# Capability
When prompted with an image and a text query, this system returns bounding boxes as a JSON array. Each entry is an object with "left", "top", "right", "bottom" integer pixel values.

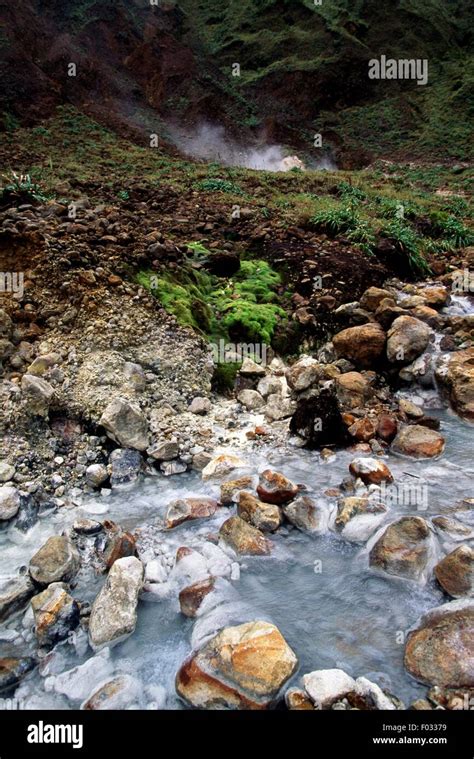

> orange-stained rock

[
  {"left": 165, "top": 497, "right": 218, "bottom": 529},
  {"left": 238, "top": 491, "right": 282, "bottom": 532},
  {"left": 349, "top": 456, "right": 393, "bottom": 485},
  {"left": 333, "top": 323, "right": 386, "bottom": 368},
  {"left": 219, "top": 516, "right": 272, "bottom": 555},
  {"left": 176, "top": 621, "right": 298, "bottom": 709},
  {"left": 257, "top": 469, "right": 298, "bottom": 504},
  {"left": 392, "top": 425, "right": 445, "bottom": 458},
  {"left": 179, "top": 578, "right": 216, "bottom": 617}
]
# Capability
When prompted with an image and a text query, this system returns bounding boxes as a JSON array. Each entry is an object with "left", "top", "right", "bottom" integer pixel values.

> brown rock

[
  {"left": 165, "top": 498, "right": 219, "bottom": 529},
  {"left": 386, "top": 316, "right": 432, "bottom": 364},
  {"left": 333, "top": 323, "right": 386, "bottom": 368},
  {"left": 359, "top": 287, "right": 393, "bottom": 311},
  {"left": 220, "top": 477, "right": 254, "bottom": 505},
  {"left": 335, "top": 372, "right": 372, "bottom": 409},
  {"left": 179, "top": 578, "right": 216, "bottom": 618},
  {"left": 436, "top": 348, "right": 474, "bottom": 421},
  {"left": 176, "top": 620, "right": 298, "bottom": 709},
  {"left": 377, "top": 414, "right": 398, "bottom": 442},
  {"left": 434, "top": 546, "right": 474, "bottom": 598},
  {"left": 348, "top": 417, "right": 377, "bottom": 442},
  {"left": 282, "top": 496, "right": 324, "bottom": 532},
  {"left": 369, "top": 517, "right": 432, "bottom": 581},
  {"left": 219, "top": 516, "right": 272, "bottom": 555},
  {"left": 404, "top": 601, "right": 474, "bottom": 687},
  {"left": 349, "top": 457, "right": 393, "bottom": 485},
  {"left": 392, "top": 425, "right": 445, "bottom": 458},
  {"left": 238, "top": 492, "right": 282, "bottom": 533},
  {"left": 257, "top": 469, "right": 298, "bottom": 504},
  {"left": 29, "top": 536, "right": 80, "bottom": 587}
]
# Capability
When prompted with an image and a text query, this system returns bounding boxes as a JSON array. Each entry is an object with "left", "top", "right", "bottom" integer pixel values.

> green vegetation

[{"left": 137, "top": 253, "right": 287, "bottom": 346}]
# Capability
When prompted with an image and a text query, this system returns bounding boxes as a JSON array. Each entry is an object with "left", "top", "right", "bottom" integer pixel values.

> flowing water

[{"left": 1, "top": 297, "right": 472, "bottom": 710}]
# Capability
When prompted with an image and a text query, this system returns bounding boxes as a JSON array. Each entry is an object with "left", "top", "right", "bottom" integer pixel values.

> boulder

[
  {"left": 220, "top": 476, "right": 255, "bottom": 505},
  {"left": 392, "top": 425, "right": 445, "bottom": 458},
  {"left": 434, "top": 546, "right": 474, "bottom": 598},
  {"left": 31, "top": 583, "right": 80, "bottom": 648},
  {"left": 377, "top": 414, "right": 398, "bottom": 442},
  {"left": 239, "top": 358, "right": 266, "bottom": 376},
  {"left": 29, "top": 536, "right": 80, "bottom": 586},
  {"left": 303, "top": 669, "right": 356, "bottom": 709},
  {"left": 147, "top": 440, "right": 179, "bottom": 461},
  {"left": 165, "top": 497, "right": 219, "bottom": 529},
  {"left": 257, "top": 375, "right": 282, "bottom": 398},
  {"left": 201, "top": 454, "right": 246, "bottom": 480},
  {"left": 348, "top": 417, "right": 377, "bottom": 442},
  {"left": 286, "top": 357, "right": 324, "bottom": 392},
  {"left": 21, "top": 374, "right": 55, "bottom": 416},
  {"left": 283, "top": 496, "right": 325, "bottom": 533},
  {"left": 109, "top": 448, "right": 143, "bottom": 487},
  {"left": 257, "top": 469, "right": 298, "bottom": 504},
  {"left": 359, "top": 287, "right": 394, "bottom": 312},
  {"left": 188, "top": 397, "right": 211, "bottom": 415},
  {"left": 335, "top": 497, "right": 385, "bottom": 531},
  {"left": 179, "top": 578, "right": 216, "bottom": 618},
  {"left": 0, "top": 463, "right": 15, "bottom": 483},
  {"left": 436, "top": 348, "right": 474, "bottom": 421},
  {"left": 238, "top": 491, "right": 282, "bottom": 532},
  {"left": 88, "top": 556, "right": 144, "bottom": 650},
  {"left": 0, "top": 485, "right": 21, "bottom": 521},
  {"left": 99, "top": 521, "right": 137, "bottom": 571},
  {"left": 99, "top": 398, "right": 149, "bottom": 451},
  {"left": 264, "top": 394, "right": 294, "bottom": 421},
  {"left": 0, "top": 576, "right": 35, "bottom": 622},
  {"left": 386, "top": 316, "right": 432, "bottom": 364},
  {"left": 176, "top": 621, "right": 297, "bottom": 709},
  {"left": 237, "top": 389, "right": 265, "bottom": 411},
  {"left": 332, "top": 323, "right": 386, "bottom": 368},
  {"left": 335, "top": 372, "right": 372, "bottom": 409},
  {"left": 82, "top": 674, "right": 141, "bottom": 710},
  {"left": 369, "top": 517, "right": 432, "bottom": 581},
  {"left": 85, "top": 463, "right": 108, "bottom": 489},
  {"left": 349, "top": 457, "right": 393, "bottom": 485},
  {"left": 404, "top": 600, "right": 474, "bottom": 687},
  {"left": 285, "top": 687, "right": 314, "bottom": 710},
  {"left": 0, "top": 656, "right": 36, "bottom": 691},
  {"left": 219, "top": 516, "right": 272, "bottom": 555}
]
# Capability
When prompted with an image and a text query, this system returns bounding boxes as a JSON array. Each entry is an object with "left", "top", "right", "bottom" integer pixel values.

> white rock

[
  {"left": 53, "top": 650, "right": 114, "bottom": 701},
  {"left": 303, "top": 668, "right": 356, "bottom": 708}
]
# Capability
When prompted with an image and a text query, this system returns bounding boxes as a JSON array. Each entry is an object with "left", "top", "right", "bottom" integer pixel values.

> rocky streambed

[{"left": 0, "top": 278, "right": 473, "bottom": 712}]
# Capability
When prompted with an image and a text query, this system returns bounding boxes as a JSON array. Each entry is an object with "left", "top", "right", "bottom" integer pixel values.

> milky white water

[{"left": 0, "top": 297, "right": 472, "bottom": 710}]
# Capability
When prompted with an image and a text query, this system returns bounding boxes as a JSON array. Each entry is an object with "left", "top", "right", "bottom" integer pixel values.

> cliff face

[{"left": 0, "top": 0, "right": 472, "bottom": 162}]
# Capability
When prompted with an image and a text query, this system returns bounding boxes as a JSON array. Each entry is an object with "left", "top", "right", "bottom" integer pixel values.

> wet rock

[
  {"left": 346, "top": 677, "right": 400, "bottom": 710},
  {"left": 335, "top": 371, "right": 372, "bottom": 409},
  {"left": 0, "top": 485, "right": 21, "bottom": 520},
  {"left": 89, "top": 556, "right": 144, "bottom": 651},
  {"left": 29, "top": 536, "right": 80, "bottom": 587},
  {"left": 160, "top": 460, "right": 187, "bottom": 476},
  {"left": 73, "top": 519, "right": 103, "bottom": 536},
  {"left": 237, "top": 388, "right": 265, "bottom": 410},
  {"left": 257, "top": 469, "right": 298, "bottom": 504},
  {"left": 179, "top": 578, "right": 216, "bottom": 618},
  {"left": 286, "top": 687, "right": 314, "bottom": 710},
  {"left": 220, "top": 476, "right": 255, "bottom": 505},
  {"left": 31, "top": 583, "right": 80, "bottom": 648},
  {"left": 82, "top": 674, "right": 141, "bottom": 710},
  {"left": 238, "top": 491, "right": 282, "bottom": 532},
  {"left": 0, "top": 576, "right": 35, "bottom": 622},
  {"left": 219, "top": 516, "right": 272, "bottom": 555},
  {"left": 303, "top": 669, "right": 356, "bottom": 709},
  {"left": 335, "top": 497, "right": 385, "bottom": 531},
  {"left": 239, "top": 358, "right": 266, "bottom": 377},
  {"left": 434, "top": 545, "right": 474, "bottom": 598},
  {"left": 398, "top": 398, "right": 424, "bottom": 419},
  {"left": 188, "top": 397, "right": 211, "bottom": 415},
  {"left": 376, "top": 414, "right": 398, "bottom": 442},
  {"left": 202, "top": 454, "right": 246, "bottom": 480},
  {"left": 85, "top": 463, "right": 108, "bottom": 489},
  {"left": 109, "top": 448, "right": 142, "bottom": 487},
  {"left": 286, "top": 357, "right": 325, "bottom": 392},
  {"left": 369, "top": 517, "right": 432, "bottom": 581},
  {"left": 100, "top": 521, "right": 137, "bottom": 570},
  {"left": 0, "top": 463, "right": 15, "bottom": 483},
  {"left": 392, "top": 425, "right": 445, "bottom": 458},
  {"left": 386, "top": 316, "right": 432, "bottom": 365},
  {"left": 418, "top": 286, "right": 449, "bottom": 309},
  {"left": 432, "top": 516, "right": 474, "bottom": 543},
  {"left": 99, "top": 398, "right": 149, "bottom": 451},
  {"left": 0, "top": 656, "right": 36, "bottom": 692},
  {"left": 348, "top": 417, "right": 377, "bottom": 442},
  {"left": 404, "top": 599, "right": 474, "bottom": 687},
  {"left": 176, "top": 620, "right": 297, "bottom": 709},
  {"left": 283, "top": 496, "right": 325, "bottom": 533},
  {"left": 166, "top": 497, "right": 219, "bottom": 529},
  {"left": 360, "top": 287, "right": 394, "bottom": 311},
  {"left": 148, "top": 440, "right": 179, "bottom": 461},
  {"left": 333, "top": 323, "right": 386, "bottom": 368},
  {"left": 349, "top": 457, "right": 393, "bottom": 485},
  {"left": 436, "top": 348, "right": 474, "bottom": 421}
]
